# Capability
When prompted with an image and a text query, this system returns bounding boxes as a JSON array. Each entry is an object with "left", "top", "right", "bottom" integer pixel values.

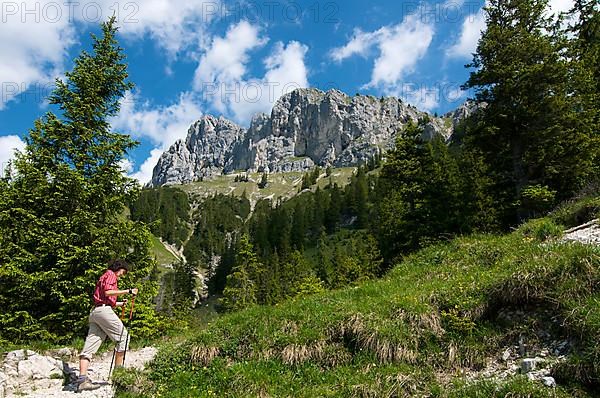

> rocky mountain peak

[{"left": 150, "top": 88, "right": 464, "bottom": 187}]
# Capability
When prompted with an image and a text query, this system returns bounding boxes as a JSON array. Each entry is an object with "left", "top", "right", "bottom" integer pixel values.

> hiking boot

[{"left": 77, "top": 377, "right": 101, "bottom": 392}]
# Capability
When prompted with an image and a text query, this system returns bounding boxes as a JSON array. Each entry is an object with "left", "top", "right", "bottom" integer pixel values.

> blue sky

[{"left": 0, "top": 0, "right": 572, "bottom": 183}]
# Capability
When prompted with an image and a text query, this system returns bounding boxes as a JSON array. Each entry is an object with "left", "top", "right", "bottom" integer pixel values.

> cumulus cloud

[
  {"left": 446, "top": 9, "right": 486, "bottom": 59},
  {"left": 68, "top": 0, "right": 220, "bottom": 58},
  {"left": 193, "top": 20, "right": 268, "bottom": 113},
  {"left": 193, "top": 20, "right": 310, "bottom": 125},
  {"left": 330, "top": 29, "right": 381, "bottom": 62},
  {"left": 330, "top": 15, "right": 434, "bottom": 94},
  {"left": 0, "top": 0, "right": 220, "bottom": 110},
  {"left": 447, "top": 0, "right": 574, "bottom": 60},
  {"left": 547, "top": 0, "right": 574, "bottom": 16},
  {"left": 0, "top": 135, "right": 26, "bottom": 172},
  {"left": 401, "top": 85, "right": 441, "bottom": 112},
  {"left": 0, "top": 0, "right": 76, "bottom": 109},
  {"left": 369, "top": 16, "right": 434, "bottom": 90},
  {"left": 231, "top": 41, "right": 309, "bottom": 123},
  {"left": 128, "top": 148, "right": 165, "bottom": 186},
  {"left": 110, "top": 91, "right": 203, "bottom": 184}
]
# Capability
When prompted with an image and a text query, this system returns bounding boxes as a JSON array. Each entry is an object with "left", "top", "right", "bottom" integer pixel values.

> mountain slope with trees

[{"left": 1, "top": 0, "right": 598, "bottom": 395}]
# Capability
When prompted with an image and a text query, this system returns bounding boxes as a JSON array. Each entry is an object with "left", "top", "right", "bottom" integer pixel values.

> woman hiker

[{"left": 77, "top": 259, "right": 138, "bottom": 392}]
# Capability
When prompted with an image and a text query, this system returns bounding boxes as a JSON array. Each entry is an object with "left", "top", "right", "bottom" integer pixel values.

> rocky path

[
  {"left": 562, "top": 219, "right": 600, "bottom": 244},
  {"left": 1, "top": 347, "right": 157, "bottom": 398}
]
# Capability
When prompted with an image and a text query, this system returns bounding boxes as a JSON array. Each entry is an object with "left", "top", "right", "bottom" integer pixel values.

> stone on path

[{"left": 1, "top": 347, "right": 157, "bottom": 398}]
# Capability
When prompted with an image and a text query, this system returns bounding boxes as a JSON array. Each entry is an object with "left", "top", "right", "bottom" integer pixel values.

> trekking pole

[
  {"left": 108, "top": 300, "right": 128, "bottom": 378},
  {"left": 122, "top": 294, "right": 136, "bottom": 366}
]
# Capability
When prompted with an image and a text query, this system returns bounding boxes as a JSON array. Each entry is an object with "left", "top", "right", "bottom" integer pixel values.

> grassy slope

[
  {"left": 121, "top": 205, "right": 180, "bottom": 267},
  {"left": 150, "top": 234, "right": 180, "bottom": 266},
  {"left": 176, "top": 167, "right": 358, "bottom": 208},
  {"left": 116, "top": 218, "right": 600, "bottom": 397}
]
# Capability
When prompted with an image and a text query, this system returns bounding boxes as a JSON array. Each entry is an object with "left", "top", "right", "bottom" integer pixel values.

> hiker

[{"left": 77, "top": 259, "right": 138, "bottom": 392}]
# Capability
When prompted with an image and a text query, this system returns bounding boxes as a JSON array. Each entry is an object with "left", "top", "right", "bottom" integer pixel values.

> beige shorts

[{"left": 80, "top": 306, "right": 129, "bottom": 360}]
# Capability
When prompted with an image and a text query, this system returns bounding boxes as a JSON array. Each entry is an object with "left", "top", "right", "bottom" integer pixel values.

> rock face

[
  {"left": 151, "top": 115, "right": 245, "bottom": 186},
  {"left": 150, "top": 88, "right": 457, "bottom": 187}
]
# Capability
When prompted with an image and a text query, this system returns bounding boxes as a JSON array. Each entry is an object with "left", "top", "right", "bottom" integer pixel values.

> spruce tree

[
  {"left": 291, "top": 201, "right": 307, "bottom": 250},
  {"left": 0, "top": 17, "right": 158, "bottom": 343},
  {"left": 463, "top": 0, "right": 596, "bottom": 222},
  {"left": 220, "top": 235, "right": 261, "bottom": 311},
  {"left": 325, "top": 185, "right": 342, "bottom": 232},
  {"left": 352, "top": 167, "right": 369, "bottom": 228},
  {"left": 568, "top": 0, "right": 600, "bottom": 178},
  {"left": 376, "top": 122, "right": 465, "bottom": 257},
  {"left": 258, "top": 172, "right": 268, "bottom": 189}
]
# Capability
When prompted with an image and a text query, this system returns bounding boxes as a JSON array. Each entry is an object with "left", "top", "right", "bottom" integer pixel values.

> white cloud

[
  {"left": 447, "top": 0, "right": 574, "bottom": 60},
  {"left": 193, "top": 20, "right": 267, "bottom": 102},
  {"left": 330, "top": 15, "right": 434, "bottom": 93},
  {"left": 330, "top": 29, "right": 381, "bottom": 62},
  {"left": 231, "top": 41, "right": 309, "bottom": 123},
  {"left": 401, "top": 85, "right": 441, "bottom": 112},
  {"left": 0, "top": 1, "right": 76, "bottom": 109},
  {"left": 547, "top": 0, "right": 574, "bottom": 16},
  {"left": 110, "top": 91, "right": 203, "bottom": 184},
  {"left": 446, "top": 9, "right": 486, "bottom": 59},
  {"left": 68, "top": 0, "right": 219, "bottom": 58},
  {"left": 128, "top": 148, "right": 164, "bottom": 186},
  {"left": 0, "top": 0, "right": 219, "bottom": 110},
  {"left": 0, "top": 135, "right": 26, "bottom": 171},
  {"left": 119, "top": 158, "right": 134, "bottom": 174},
  {"left": 112, "top": 91, "right": 202, "bottom": 147},
  {"left": 369, "top": 16, "right": 434, "bottom": 89},
  {"left": 193, "top": 21, "right": 310, "bottom": 125}
]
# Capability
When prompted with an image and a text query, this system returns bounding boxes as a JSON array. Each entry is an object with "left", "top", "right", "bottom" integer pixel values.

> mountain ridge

[{"left": 150, "top": 88, "right": 470, "bottom": 187}]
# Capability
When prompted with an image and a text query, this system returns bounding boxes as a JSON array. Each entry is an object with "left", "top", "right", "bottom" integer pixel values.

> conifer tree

[
  {"left": 315, "top": 232, "right": 334, "bottom": 286},
  {"left": 220, "top": 235, "right": 261, "bottom": 311},
  {"left": 258, "top": 172, "right": 268, "bottom": 189},
  {"left": 376, "top": 122, "right": 465, "bottom": 257},
  {"left": 291, "top": 201, "right": 307, "bottom": 250},
  {"left": 464, "top": 0, "right": 596, "bottom": 221},
  {"left": 568, "top": 0, "right": 600, "bottom": 177},
  {"left": 312, "top": 187, "right": 327, "bottom": 236},
  {"left": 325, "top": 185, "right": 342, "bottom": 232},
  {"left": 0, "top": 17, "right": 158, "bottom": 343},
  {"left": 352, "top": 167, "right": 369, "bottom": 228}
]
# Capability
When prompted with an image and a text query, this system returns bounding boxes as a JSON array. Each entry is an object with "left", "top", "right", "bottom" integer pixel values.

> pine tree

[{"left": 0, "top": 17, "right": 158, "bottom": 343}]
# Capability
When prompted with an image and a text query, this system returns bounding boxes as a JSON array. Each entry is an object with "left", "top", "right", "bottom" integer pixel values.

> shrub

[{"left": 518, "top": 218, "right": 564, "bottom": 241}]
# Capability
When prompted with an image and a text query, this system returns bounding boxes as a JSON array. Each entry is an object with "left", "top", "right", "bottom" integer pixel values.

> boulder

[
  {"left": 542, "top": 376, "right": 556, "bottom": 388},
  {"left": 521, "top": 358, "right": 542, "bottom": 373},
  {"left": 1, "top": 350, "right": 66, "bottom": 396},
  {"left": 17, "top": 354, "right": 63, "bottom": 380}
]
